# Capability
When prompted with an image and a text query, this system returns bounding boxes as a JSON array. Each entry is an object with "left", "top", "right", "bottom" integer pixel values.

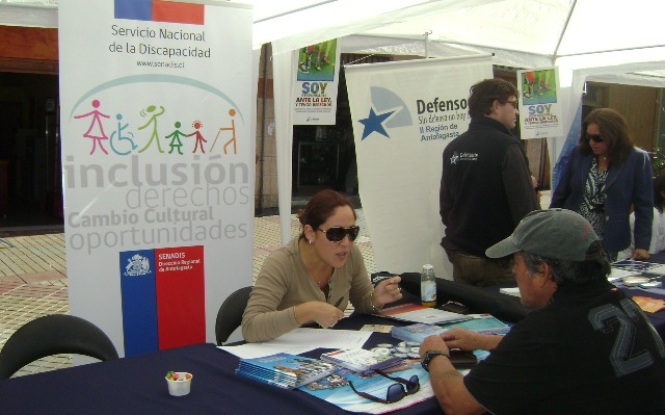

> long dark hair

[
  {"left": 578, "top": 108, "right": 633, "bottom": 164},
  {"left": 297, "top": 189, "right": 355, "bottom": 240}
]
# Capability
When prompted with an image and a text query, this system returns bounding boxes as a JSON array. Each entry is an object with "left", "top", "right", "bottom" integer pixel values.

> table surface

[
  {"left": 2, "top": 277, "right": 663, "bottom": 415},
  {"left": 0, "top": 312, "right": 442, "bottom": 415}
]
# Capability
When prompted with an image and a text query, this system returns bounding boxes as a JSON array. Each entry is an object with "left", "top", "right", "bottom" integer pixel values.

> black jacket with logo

[{"left": 440, "top": 116, "right": 539, "bottom": 257}]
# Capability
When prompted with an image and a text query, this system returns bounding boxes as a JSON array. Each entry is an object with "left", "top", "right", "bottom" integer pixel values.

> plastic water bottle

[{"left": 421, "top": 264, "right": 437, "bottom": 307}]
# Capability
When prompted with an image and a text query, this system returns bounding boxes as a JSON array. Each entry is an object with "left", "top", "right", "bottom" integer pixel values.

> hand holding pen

[
  {"left": 327, "top": 296, "right": 345, "bottom": 328},
  {"left": 372, "top": 276, "right": 403, "bottom": 308},
  {"left": 294, "top": 299, "right": 345, "bottom": 329},
  {"left": 324, "top": 297, "right": 345, "bottom": 328}
]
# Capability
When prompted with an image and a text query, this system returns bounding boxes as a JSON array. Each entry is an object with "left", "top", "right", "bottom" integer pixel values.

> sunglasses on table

[
  {"left": 347, "top": 370, "right": 420, "bottom": 404},
  {"left": 317, "top": 226, "right": 360, "bottom": 242},
  {"left": 586, "top": 134, "right": 604, "bottom": 143}
]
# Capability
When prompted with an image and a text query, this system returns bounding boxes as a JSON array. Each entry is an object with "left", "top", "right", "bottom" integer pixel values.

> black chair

[
  {"left": 0, "top": 314, "right": 119, "bottom": 380},
  {"left": 215, "top": 286, "right": 252, "bottom": 345}
]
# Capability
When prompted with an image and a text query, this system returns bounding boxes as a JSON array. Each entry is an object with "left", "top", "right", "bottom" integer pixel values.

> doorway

[{"left": 0, "top": 72, "right": 62, "bottom": 232}]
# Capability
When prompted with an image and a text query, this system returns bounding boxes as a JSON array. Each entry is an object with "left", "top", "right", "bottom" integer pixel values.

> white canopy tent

[
  {"left": 4, "top": 0, "right": 665, "bottom": 242},
  {"left": 257, "top": 0, "right": 665, "bottom": 242}
]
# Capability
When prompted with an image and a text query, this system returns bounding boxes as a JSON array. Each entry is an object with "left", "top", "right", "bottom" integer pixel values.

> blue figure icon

[{"left": 110, "top": 113, "right": 138, "bottom": 156}]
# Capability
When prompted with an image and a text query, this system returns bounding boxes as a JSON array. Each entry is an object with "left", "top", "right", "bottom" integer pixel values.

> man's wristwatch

[{"left": 421, "top": 350, "right": 449, "bottom": 372}]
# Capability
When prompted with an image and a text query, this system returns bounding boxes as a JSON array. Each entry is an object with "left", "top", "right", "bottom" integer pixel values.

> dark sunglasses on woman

[
  {"left": 586, "top": 134, "right": 603, "bottom": 143},
  {"left": 317, "top": 226, "right": 360, "bottom": 242}
]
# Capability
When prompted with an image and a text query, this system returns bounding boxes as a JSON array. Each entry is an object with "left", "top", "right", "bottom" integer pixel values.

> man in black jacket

[{"left": 440, "top": 78, "right": 539, "bottom": 286}]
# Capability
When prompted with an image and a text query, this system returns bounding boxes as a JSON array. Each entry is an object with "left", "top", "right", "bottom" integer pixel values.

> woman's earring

[{"left": 308, "top": 239, "right": 312, "bottom": 244}]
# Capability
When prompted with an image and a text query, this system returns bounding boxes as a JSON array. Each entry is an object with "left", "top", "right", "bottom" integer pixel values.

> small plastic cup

[{"left": 165, "top": 371, "right": 193, "bottom": 397}]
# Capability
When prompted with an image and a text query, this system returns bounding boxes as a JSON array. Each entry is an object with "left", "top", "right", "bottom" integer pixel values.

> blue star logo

[{"left": 359, "top": 108, "right": 395, "bottom": 140}]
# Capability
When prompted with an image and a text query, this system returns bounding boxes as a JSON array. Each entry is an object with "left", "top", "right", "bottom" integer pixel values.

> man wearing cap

[{"left": 420, "top": 209, "right": 665, "bottom": 415}]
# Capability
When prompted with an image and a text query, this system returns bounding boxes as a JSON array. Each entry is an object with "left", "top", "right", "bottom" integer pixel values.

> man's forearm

[
  {"left": 428, "top": 355, "right": 486, "bottom": 415},
  {"left": 477, "top": 333, "right": 503, "bottom": 351}
]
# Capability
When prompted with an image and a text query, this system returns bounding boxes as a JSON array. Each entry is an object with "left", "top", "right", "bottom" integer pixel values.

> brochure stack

[{"left": 236, "top": 353, "right": 336, "bottom": 389}]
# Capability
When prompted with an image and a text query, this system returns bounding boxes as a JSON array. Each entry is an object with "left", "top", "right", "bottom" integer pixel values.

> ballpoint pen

[{"left": 334, "top": 297, "right": 344, "bottom": 308}]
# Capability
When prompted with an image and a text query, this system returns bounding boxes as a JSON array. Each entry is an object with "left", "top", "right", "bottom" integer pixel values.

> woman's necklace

[
  {"left": 311, "top": 267, "right": 332, "bottom": 288},
  {"left": 300, "top": 239, "right": 332, "bottom": 288},
  {"left": 598, "top": 155, "right": 609, "bottom": 171}
]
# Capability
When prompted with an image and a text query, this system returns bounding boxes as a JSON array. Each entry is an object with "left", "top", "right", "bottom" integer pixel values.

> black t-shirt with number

[{"left": 464, "top": 280, "right": 665, "bottom": 415}]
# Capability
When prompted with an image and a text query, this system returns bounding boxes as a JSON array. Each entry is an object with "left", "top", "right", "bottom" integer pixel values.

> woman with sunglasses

[
  {"left": 550, "top": 107, "right": 653, "bottom": 261},
  {"left": 242, "top": 189, "right": 403, "bottom": 342}
]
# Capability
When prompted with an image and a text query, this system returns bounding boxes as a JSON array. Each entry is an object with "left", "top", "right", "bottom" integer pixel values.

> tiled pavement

[
  {"left": 0, "top": 233, "right": 69, "bottom": 376},
  {"left": 0, "top": 211, "right": 376, "bottom": 378}
]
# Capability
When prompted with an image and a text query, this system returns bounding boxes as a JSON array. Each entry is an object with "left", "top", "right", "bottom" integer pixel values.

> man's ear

[
  {"left": 489, "top": 99, "right": 500, "bottom": 114},
  {"left": 538, "top": 261, "right": 556, "bottom": 287}
]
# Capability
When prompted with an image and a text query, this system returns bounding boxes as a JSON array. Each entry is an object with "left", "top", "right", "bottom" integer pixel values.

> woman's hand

[
  {"left": 295, "top": 301, "right": 344, "bottom": 328},
  {"left": 372, "top": 276, "right": 402, "bottom": 307}
]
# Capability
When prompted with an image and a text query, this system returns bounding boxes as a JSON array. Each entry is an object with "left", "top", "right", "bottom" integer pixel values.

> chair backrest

[
  {"left": 215, "top": 286, "right": 252, "bottom": 345},
  {"left": 0, "top": 314, "right": 119, "bottom": 380}
]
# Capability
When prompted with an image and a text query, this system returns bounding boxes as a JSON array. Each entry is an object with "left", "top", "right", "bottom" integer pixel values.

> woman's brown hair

[
  {"left": 578, "top": 108, "right": 634, "bottom": 164},
  {"left": 297, "top": 189, "right": 356, "bottom": 240}
]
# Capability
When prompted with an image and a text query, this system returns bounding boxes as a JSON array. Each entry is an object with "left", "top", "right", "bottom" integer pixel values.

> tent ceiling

[
  {"left": 362, "top": 0, "right": 571, "bottom": 58},
  {"left": 3, "top": 0, "right": 665, "bottom": 83},
  {"left": 362, "top": 0, "right": 665, "bottom": 59}
]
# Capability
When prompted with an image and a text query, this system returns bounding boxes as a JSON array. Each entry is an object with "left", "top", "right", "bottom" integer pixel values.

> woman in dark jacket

[{"left": 550, "top": 108, "right": 653, "bottom": 261}]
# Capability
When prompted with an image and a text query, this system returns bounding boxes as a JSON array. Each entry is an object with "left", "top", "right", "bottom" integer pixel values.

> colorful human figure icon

[
  {"left": 74, "top": 99, "right": 110, "bottom": 155},
  {"left": 211, "top": 109, "right": 238, "bottom": 154},
  {"left": 110, "top": 113, "right": 138, "bottom": 156},
  {"left": 187, "top": 120, "right": 207, "bottom": 154},
  {"left": 165, "top": 121, "right": 186, "bottom": 155},
  {"left": 138, "top": 105, "right": 165, "bottom": 154}
]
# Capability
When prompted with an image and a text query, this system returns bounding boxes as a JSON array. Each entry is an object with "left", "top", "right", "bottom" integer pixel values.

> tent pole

[
  {"left": 256, "top": 43, "right": 269, "bottom": 214},
  {"left": 552, "top": 0, "right": 577, "bottom": 60},
  {"left": 424, "top": 31, "right": 432, "bottom": 58}
]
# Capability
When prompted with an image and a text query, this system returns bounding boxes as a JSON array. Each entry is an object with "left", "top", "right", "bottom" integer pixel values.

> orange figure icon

[{"left": 211, "top": 109, "right": 238, "bottom": 155}]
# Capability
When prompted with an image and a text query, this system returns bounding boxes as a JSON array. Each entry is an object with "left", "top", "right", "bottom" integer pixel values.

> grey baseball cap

[{"left": 486, "top": 209, "right": 601, "bottom": 261}]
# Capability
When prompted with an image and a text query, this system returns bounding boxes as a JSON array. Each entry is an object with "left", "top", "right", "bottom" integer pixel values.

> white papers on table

[
  {"left": 218, "top": 328, "right": 372, "bottom": 359},
  {"left": 609, "top": 260, "right": 665, "bottom": 283},
  {"left": 377, "top": 303, "right": 472, "bottom": 324}
]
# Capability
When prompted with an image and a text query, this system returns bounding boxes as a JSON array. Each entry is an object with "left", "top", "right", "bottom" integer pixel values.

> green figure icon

[
  {"left": 138, "top": 105, "right": 165, "bottom": 154},
  {"left": 165, "top": 121, "right": 186, "bottom": 155}
]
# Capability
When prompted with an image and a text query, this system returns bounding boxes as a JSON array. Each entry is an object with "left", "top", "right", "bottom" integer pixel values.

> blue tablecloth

[{"left": 0, "top": 317, "right": 441, "bottom": 415}]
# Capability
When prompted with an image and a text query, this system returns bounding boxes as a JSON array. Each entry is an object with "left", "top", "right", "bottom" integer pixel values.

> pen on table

[{"left": 334, "top": 297, "right": 344, "bottom": 307}]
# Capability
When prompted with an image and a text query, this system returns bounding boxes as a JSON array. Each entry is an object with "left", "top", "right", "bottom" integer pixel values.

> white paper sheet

[{"left": 218, "top": 328, "right": 372, "bottom": 359}]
